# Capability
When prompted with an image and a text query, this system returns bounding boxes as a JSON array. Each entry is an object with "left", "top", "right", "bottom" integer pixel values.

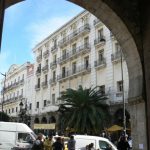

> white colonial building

[
  {"left": 0, "top": 10, "right": 129, "bottom": 130},
  {"left": 32, "top": 10, "right": 129, "bottom": 126},
  {"left": 0, "top": 62, "right": 34, "bottom": 123}
]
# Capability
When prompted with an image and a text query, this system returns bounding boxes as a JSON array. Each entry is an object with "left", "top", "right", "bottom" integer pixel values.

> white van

[
  {"left": 0, "top": 122, "right": 36, "bottom": 150},
  {"left": 73, "top": 135, "right": 118, "bottom": 150}
]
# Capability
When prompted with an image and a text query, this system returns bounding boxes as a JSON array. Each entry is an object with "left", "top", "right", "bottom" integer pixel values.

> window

[
  {"left": 98, "top": 50, "right": 104, "bottom": 61},
  {"left": 6, "top": 109, "right": 7, "bottom": 114},
  {"left": 53, "top": 55, "right": 57, "bottom": 63},
  {"left": 46, "top": 59, "right": 48, "bottom": 65},
  {"left": 36, "top": 102, "right": 39, "bottom": 108},
  {"left": 44, "top": 100, "right": 47, "bottom": 107},
  {"left": 99, "top": 140, "right": 113, "bottom": 150},
  {"left": 98, "top": 28, "right": 104, "bottom": 39},
  {"left": 62, "top": 67, "right": 66, "bottom": 78},
  {"left": 17, "top": 133, "right": 34, "bottom": 143},
  {"left": 54, "top": 39, "right": 57, "bottom": 47},
  {"left": 53, "top": 71, "right": 56, "bottom": 80},
  {"left": 29, "top": 103, "right": 32, "bottom": 110},
  {"left": 22, "top": 74, "right": 24, "bottom": 80},
  {"left": 84, "top": 56, "right": 89, "bottom": 69},
  {"left": 12, "top": 108, "right": 14, "bottom": 113},
  {"left": 115, "top": 42, "right": 121, "bottom": 52},
  {"left": 62, "top": 49, "right": 67, "bottom": 59},
  {"left": 18, "top": 76, "right": 20, "bottom": 82},
  {"left": 16, "top": 107, "right": 18, "bottom": 112},
  {"left": 21, "top": 89, "right": 23, "bottom": 96},
  {"left": 72, "top": 62, "right": 76, "bottom": 74},
  {"left": 17, "top": 91, "right": 19, "bottom": 97},
  {"left": 37, "top": 78, "right": 40, "bottom": 88},
  {"left": 117, "top": 81, "right": 123, "bottom": 92},
  {"left": 99, "top": 85, "right": 105, "bottom": 94},
  {"left": 9, "top": 109, "right": 10, "bottom": 114},
  {"left": 72, "top": 43, "right": 76, "bottom": 54},
  {"left": 52, "top": 94, "right": 55, "bottom": 105},
  {"left": 84, "top": 36, "right": 89, "bottom": 47},
  {"left": 45, "top": 74, "right": 48, "bottom": 83}
]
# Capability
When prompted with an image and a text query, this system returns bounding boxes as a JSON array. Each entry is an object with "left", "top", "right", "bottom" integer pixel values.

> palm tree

[
  {"left": 58, "top": 85, "right": 110, "bottom": 134},
  {"left": 0, "top": 111, "right": 10, "bottom": 121}
]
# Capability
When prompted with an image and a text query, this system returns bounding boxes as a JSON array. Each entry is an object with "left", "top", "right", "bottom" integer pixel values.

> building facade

[
  {"left": 0, "top": 62, "right": 34, "bottom": 123},
  {"left": 0, "top": 10, "right": 129, "bottom": 131},
  {"left": 32, "top": 10, "right": 129, "bottom": 128}
]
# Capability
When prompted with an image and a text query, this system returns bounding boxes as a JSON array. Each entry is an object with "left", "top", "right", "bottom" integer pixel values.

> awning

[
  {"left": 34, "top": 123, "right": 55, "bottom": 130},
  {"left": 106, "top": 125, "right": 123, "bottom": 132}
]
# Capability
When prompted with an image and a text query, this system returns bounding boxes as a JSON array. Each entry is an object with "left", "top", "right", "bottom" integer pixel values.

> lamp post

[{"left": 0, "top": 72, "right": 6, "bottom": 113}]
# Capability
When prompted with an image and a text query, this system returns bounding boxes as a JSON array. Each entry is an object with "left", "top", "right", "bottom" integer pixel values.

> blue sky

[{"left": 0, "top": 0, "right": 83, "bottom": 75}]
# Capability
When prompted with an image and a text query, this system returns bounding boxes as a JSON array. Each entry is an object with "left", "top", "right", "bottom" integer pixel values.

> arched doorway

[
  {"left": 41, "top": 117, "right": 47, "bottom": 124},
  {"left": 34, "top": 117, "right": 39, "bottom": 123},
  {"left": 3, "top": 0, "right": 148, "bottom": 149}
]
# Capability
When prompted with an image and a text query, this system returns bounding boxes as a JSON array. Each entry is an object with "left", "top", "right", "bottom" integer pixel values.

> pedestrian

[
  {"left": 52, "top": 137, "right": 64, "bottom": 150},
  {"left": 44, "top": 135, "right": 53, "bottom": 150},
  {"left": 117, "top": 136, "right": 130, "bottom": 150},
  {"left": 32, "top": 133, "right": 44, "bottom": 150},
  {"left": 67, "top": 135, "right": 76, "bottom": 150}
]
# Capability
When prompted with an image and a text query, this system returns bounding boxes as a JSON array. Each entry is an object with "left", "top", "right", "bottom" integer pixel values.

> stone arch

[
  {"left": 114, "top": 108, "right": 130, "bottom": 128},
  {"left": 49, "top": 116, "right": 56, "bottom": 123},
  {"left": 34, "top": 117, "right": 39, "bottom": 123},
  {"left": 41, "top": 117, "right": 47, "bottom": 123},
  {"left": 69, "top": 0, "right": 143, "bottom": 101}
]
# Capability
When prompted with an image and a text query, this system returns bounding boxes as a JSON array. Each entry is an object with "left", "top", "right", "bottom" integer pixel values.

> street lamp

[{"left": 0, "top": 72, "right": 6, "bottom": 113}]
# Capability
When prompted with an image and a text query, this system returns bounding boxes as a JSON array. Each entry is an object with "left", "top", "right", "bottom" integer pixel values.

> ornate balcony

[
  {"left": 57, "top": 64, "right": 91, "bottom": 82},
  {"left": 93, "top": 19, "right": 103, "bottom": 28},
  {"left": 50, "top": 61, "right": 57, "bottom": 69},
  {"left": 42, "top": 81, "right": 48, "bottom": 88},
  {"left": 36, "top": 54, "right": 42, "bottom": 62},
  {"left": 94, "top": 58, "right": 106, "bottom": 69},
  {"left": 35, "top": 84, "right": 40, "bottom": 91},
  {"left": 51, "top": 45, "right": 58, "bottom": 53},
  {"left": 57, "top": 53, "right": 70, "bottom": 64},
  {"left": 49, "top": 78, "right": 57, "bottom": 85},
  {"left": 58, "top": 24, "right": 90, "bottom": 48},
  {"left": 111, "top": 51, "right": 122, "bottom": 63},
  {"left": 43, "top": 50, "right": 49, "bottom": 58},
  {"left": 42, "top": 65, "right": 49, "bottom": 73},
  {"left": 36, "top": 69, "right": 41, "bottom": 76},
  {"left": 94, "top": 36, "right": 106, "bottom": 48}
]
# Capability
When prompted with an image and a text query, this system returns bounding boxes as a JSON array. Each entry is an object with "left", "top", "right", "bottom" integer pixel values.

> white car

[{"left": 73, "top": 135, "right": 118, "bottom": 150}]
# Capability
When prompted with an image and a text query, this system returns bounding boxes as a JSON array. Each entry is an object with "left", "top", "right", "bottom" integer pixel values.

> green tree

[
  {"left": 0, "top": 111, "right": 10, "bottom": 121},
  {"left": 58, "top": 86, "right": 110, "bottom": 134}
]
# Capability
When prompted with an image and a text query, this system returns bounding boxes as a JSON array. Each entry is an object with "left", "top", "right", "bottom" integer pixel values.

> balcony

[
  {"left": 94, "top": 36, "right": 106, "bottom": 48},
  {"left": 93, "top": 19, "right": 103, "bottom": 28},
  {"left": 42, "top": 65, "right": 49, "bottom": 73},
  {"left": 58, "top": 24, "right": 90, "bottom": 48},
  {"left": 50, "top": 61, "right": 57, "bottom": 69},
  {"left": 20, "top": 79, "right": 24, "bottom": 85},
  {"left": 42, "top": 81, "right": 48, "bottom": 88},
  {"left": 51, "top": 45, "right": 58, "bottom": 53},
  {"left": 43, "top": 50, "right": 49, "bottom": 58},
  {"left": 94, "top": 58, "right": 106, "bottom": 69},
  {"left": 36, "top": 54, "right": 42, "bottom": 62},
  {"left": 49, "top": 78, "right": 57, "bottom": 85},
  {"left": 36, "top": 69, "right": 41, "bottom": 76},
  {"left": 69, "top": 44, "right": 91, "bottom": 60},
  {"left": 111, "top": 51, "right": 122, "bottom": 63},
  {"left": 57, "top": 53, "right": 69, "bottom": 64},
  {"left": 57, "top": 64, "right": 91, "bottom": 82},
  {"left": 35, "top": 84, "right": 40, "bottom": 91}
]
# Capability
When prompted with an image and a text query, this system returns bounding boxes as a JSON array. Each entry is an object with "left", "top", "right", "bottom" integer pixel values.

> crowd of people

[
  {"left": 31, "top": 132, "right": 132, "bottom": 150},
  {"left": 31, "top": 134, "right": 75, "bottom": 150}
]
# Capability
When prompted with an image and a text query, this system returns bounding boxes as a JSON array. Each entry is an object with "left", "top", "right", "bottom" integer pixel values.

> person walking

[
  {"left": 32, "top": 133, "right": 44, "bottom": 150},
  {"left": 52, "top": 137, "right": 64, "bottom": 150},
  {"left": 44, "top": 135, "right": 53, "bottom": 150},
  {"left": 117, "top": 136, "right": 130, "bottom": 150},
  {"left": 67, "top": 135, "right": 76, "bottom": 150}
]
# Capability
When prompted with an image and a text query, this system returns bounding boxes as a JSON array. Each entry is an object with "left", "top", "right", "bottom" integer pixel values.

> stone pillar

[{"left": 129, "top": 99, "right": 147, "bottom": 150}]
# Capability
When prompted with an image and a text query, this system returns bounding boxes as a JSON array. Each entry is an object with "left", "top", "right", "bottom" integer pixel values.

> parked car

[
  {"left": 73, "top": 135, "right": 118, "bottom": 150},
  {"left": 0, "top": 122, "right": 36, "bottom": 150}
]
